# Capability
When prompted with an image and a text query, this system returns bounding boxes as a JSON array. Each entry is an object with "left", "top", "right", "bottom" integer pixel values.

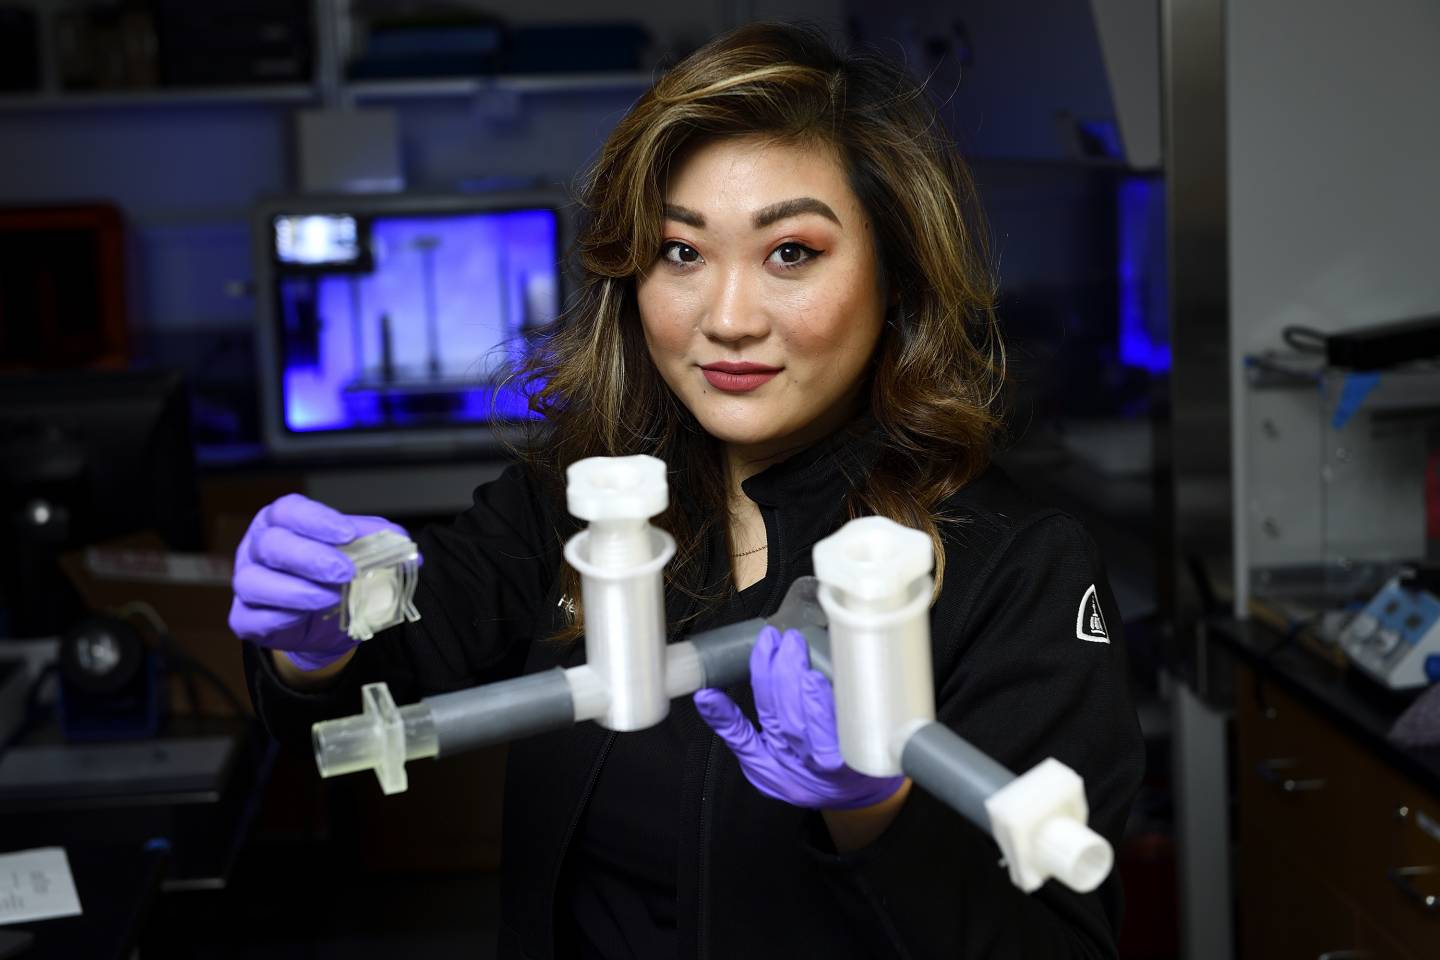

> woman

[{"left": 233, "top": 22, "right": 1143, "bottom": 959}]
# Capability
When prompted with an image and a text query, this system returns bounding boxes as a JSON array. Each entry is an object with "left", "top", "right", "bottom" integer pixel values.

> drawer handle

[
  {"left": 1389, "top": 865, "right": 1440, "bottom": 913},
  {"left": 1257, "top": 758, "right": 1327, "bottom": 792},
  {"left": 1316, "top": 952, "right": 1371, "bottom": 959}
]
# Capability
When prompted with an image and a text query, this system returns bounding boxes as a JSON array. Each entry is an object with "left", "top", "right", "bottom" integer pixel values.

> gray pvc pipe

[
  {"left": 419, "top": 623, "right": 1015, "bottom": 840},
  {"left": 692, "top": 617, "right": 768, "bottom": 687},
  {"left": 427, "top": 668, "right": 575, "bottom": 757},
  {"left": 900, "top": 721, "right": 1016, "bottom": 830},
  {"left": 693, "top": 618, "right": 835, "bottom": 688},
  {"left": 420, "top": 617, "right": 779, "bottom": 758}
]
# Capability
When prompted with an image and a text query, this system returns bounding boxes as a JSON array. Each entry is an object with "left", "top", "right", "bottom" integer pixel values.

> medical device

[
  {"left": 1339, "top": 570, "right": 1440, "bottom": 690},
  {"left": 337, "top": 529, "right": 421, "bottom": 641},
  {"left": 311, "top": 455, "right": 1114, "bottom": 895}
]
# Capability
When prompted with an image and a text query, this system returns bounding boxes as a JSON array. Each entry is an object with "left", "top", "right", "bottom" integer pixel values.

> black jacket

[{"left": 244, "top": 427, "right": 1144, "bottom": 959}]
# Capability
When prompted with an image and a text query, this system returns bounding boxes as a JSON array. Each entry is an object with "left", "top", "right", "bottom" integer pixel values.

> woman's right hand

[{"left": 228, "top": 493, "right": 411, "bottom": 672}]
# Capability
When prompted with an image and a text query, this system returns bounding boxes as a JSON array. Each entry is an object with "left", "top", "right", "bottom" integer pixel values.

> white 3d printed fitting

[
  {"left": 984, "top": 757, "right": 1114, "bottom": 893},
  {"left": 338, "top": 529, "right": 421, "bottom": 641},
  {"left": 562, "top": 455, "right": 676, "bottom": 730},
  {"left": 813, "top": 516, "right": 936, "bottom": 777}
]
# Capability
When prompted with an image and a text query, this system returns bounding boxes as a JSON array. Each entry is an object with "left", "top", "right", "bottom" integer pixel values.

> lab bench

[{"left": 1210, "top": 619, "right": 1440, "bottom": 959}]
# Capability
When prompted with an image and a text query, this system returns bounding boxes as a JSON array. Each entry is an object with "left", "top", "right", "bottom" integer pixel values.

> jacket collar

[{"left": 738, "top": 415, "right": 883, "bottom": 508}]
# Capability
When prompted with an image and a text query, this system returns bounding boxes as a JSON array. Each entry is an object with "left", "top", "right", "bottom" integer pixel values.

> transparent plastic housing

[
  {"left": 1245, "top": 358, "right": 1440, "bottom": 611},
  {"left": 312, "top": 682, "right": 437, "bottom": 795},
  {"left": 338, "top": 530, "right": 422, "bottom": 641}
]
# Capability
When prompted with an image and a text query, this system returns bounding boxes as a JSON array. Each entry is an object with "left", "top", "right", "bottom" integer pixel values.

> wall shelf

[
  {"left": 0, "top": 73, "right": 654, "bottom": 114},
  {"left": 345, "top": 72, "right": 655, "bottom": 102},
  {"left": 0, "top": 84, "right": 318, "bottom": 113}
]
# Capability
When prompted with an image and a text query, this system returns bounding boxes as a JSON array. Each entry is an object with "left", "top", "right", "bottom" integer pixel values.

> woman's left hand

[{"left": 694, "top": 625, "right": 906, "bottom": 810}]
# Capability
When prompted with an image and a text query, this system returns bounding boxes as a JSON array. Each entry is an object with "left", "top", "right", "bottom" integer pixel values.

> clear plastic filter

[
  {"left": 338, "top": 530, "right": 421, "bottom": 641},
  {"left": 313, "top": 682, "right": 438, "bottom": 794}
]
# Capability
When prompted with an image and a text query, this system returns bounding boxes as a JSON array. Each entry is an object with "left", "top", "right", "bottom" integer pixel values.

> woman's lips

[{"left": 700, "top": 363, "right": 780, "bottom": 392}]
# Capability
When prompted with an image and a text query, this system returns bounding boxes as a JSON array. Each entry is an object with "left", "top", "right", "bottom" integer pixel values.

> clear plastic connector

[{"left": 338, "top": 530, "right": 421, "bottom": 641}]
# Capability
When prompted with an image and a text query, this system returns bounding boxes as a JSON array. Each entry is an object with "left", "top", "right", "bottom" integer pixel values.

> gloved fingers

[
  {"left": 800, "top": 669, "right": 846, "bottom": 772},
  {"left": 227, "top": 597, "right": 309, "bottom": 642},
  {"left": 264, "top": 493, "right": 359, "bottom": 545},
  {"left": 783, "top": 628, "right": 813, "bottom": 671},
  {"left": 749, "top": 625, "right": 783, "bottom": 737},
  {"left": 693, "top": 688, "right": 764, "bottom": 762},
  {"left": 250, "top": 526, "right": 356, "bottom": 584},
  {"left": 771, "top": 630, "right": 814, "bottom": 756},
  {"left": 233, "top": 562, "right": 345, "bottom": 613}
]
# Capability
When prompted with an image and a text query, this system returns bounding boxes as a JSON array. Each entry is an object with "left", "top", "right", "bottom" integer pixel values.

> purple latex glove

[
  {"left": 694, "top": 626, "right": 905, "bottom": 810},
  {"left": 228, "top": 493, "right": 413, "bottom": 671}
]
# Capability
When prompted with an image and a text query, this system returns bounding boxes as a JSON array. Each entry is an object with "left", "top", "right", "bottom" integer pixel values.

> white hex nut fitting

[
  {"left": 566, "top": 455, "right": 669, "bottom": 522},
  {"left": 812, "top": 516, "right": 933, "bottom": 604},
  {"left": 984, "top": 758, "right": 1114, "bottom": 894}
]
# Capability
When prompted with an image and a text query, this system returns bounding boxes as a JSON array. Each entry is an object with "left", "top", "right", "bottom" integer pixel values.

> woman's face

[{"left": 636, "top": 135, "right": 887, "bottom": 464}]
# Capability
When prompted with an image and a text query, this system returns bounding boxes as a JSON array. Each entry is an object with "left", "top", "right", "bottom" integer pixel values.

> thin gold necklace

[{"left": 732, "top": 543, "right": 768, "bottom": 558}]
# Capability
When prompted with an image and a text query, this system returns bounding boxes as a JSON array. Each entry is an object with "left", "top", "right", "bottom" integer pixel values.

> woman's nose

[{"left": 698, "top": 267, "right": 770, "bottom": 342}]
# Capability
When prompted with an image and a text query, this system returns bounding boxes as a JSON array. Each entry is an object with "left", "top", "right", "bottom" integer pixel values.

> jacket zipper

[
  {"left": 547, "top": 728, "right": 617, "bottom": 952},
  {"left": 552, "top": 522, "right": 716, "bottom": 956},
  {"left": 697, "top": 503, "right": 781, "bottom": 958},
  {"left": 696, "top": 736, "right": 717, "bottom": 959}
]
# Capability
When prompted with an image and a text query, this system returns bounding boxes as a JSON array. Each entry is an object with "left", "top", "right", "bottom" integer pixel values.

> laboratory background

[{"left": 0, "top": 0, "right": 1437, "bottom": 958}]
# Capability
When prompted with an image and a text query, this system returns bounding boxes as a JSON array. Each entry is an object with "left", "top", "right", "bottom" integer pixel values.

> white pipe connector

[
  {"left": 563, "top": 455, "right": 676, "bottom": 730},
  {"left": 984, "top": 758, "right": 1114, "bottom": 893},
  {"left": 813, "top": 516, "right": 936, "bottom": 777}
]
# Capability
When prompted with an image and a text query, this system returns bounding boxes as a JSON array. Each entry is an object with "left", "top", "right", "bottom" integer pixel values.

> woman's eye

[
  {"left": 767, "top": 242, "right": 820, "bottom": 268},
  {"left": 660, "top": 242, "right": 702, "bottom": 265}
]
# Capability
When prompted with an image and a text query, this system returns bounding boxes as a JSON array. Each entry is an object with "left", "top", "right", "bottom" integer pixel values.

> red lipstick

[{"left": 699, "top": 361, "right": 781, "bottom": 392}]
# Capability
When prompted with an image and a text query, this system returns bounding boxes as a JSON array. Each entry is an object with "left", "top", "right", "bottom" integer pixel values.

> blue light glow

[
  {"left": 1077, "top": 119, "right": 1124, "bottom": 161},
  {"left": 278, "top": 207, "right": 556, "bottom": 432},
  {"left": 1117, "top": 175, "right": 1171, "bottom": 373}
]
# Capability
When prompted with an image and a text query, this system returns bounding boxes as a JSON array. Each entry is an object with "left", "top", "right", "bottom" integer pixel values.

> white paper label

[{"left": 0, "top": 847, "right": 83, "bottom": 925}]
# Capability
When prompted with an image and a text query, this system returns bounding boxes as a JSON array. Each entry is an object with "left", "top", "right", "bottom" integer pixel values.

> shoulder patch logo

[{"left": 1076, "top": 584, "right": 1110, "bottom": 643}]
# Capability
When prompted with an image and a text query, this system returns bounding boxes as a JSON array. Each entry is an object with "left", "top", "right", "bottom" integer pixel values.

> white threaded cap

[
  {"left": 566, "top": 455, "right": 669, "bottom": 522},
  {"left": 812, "top": 516, "right": 933, "bottom": 603}
]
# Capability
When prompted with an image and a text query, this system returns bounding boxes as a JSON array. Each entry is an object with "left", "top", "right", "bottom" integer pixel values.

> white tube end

[
  {"left": 311, "top": 682, "right": 412, "bottom": 795},
  {"left": 566, "top": 455, "right": 669, "bottom": 522},
  {"left": 1035, "top": 816, "right": 1113, "bottom": 894},
  {"left": 812, "top": 516, "right": 932, "bottom": 604},
  {"left": 984, "top": 757, "right": 1114, "bottom": 893}
]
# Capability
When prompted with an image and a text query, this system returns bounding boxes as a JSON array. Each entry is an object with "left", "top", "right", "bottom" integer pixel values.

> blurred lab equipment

[
  {"left": 1339, "top": 569, "right": 1440, "bottom": 690},
  {"left": 0, "top": 370, "right": 201, "bottom": 638},
  {"left": 252, "top": 192, "right": 566, "bottom": 459}
]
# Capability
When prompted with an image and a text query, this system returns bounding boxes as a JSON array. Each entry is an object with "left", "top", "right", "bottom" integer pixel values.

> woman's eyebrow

[
  {"left": 752, "top": 197, "right": 841, "bottom": 229},
  {"left": 663, "top": 203, "right": 706, "bottom": 227}
]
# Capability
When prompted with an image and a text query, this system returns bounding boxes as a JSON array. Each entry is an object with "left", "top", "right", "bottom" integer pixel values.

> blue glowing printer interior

[{"left": 270, "top": 206, "right": 558, "bottom": 435}]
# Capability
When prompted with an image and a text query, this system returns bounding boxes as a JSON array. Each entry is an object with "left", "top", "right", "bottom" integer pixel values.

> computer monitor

[
  {"left": 0, "top": 369, "right": 201, "bottom": 637},
  {"left": 252, "top": 192, "right": 570, "bottom": 459}
]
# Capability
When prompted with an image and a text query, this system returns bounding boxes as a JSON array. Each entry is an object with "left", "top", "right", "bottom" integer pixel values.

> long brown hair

[{"left": 513, "top": 21, "right": 1005, "bottom": 639}]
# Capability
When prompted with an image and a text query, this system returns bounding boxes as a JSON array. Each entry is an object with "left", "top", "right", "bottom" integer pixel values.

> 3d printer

[{"left": 252, "top": 192, "right": 570, "bottom": 459}]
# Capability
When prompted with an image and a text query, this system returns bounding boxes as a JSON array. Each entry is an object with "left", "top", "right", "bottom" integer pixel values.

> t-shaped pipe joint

[
  {"left": 563, "top": 455, "right": 676, "bottom": 730},
  {"left": 813, "top": 516, "right": 936, "bottom": 777}
]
